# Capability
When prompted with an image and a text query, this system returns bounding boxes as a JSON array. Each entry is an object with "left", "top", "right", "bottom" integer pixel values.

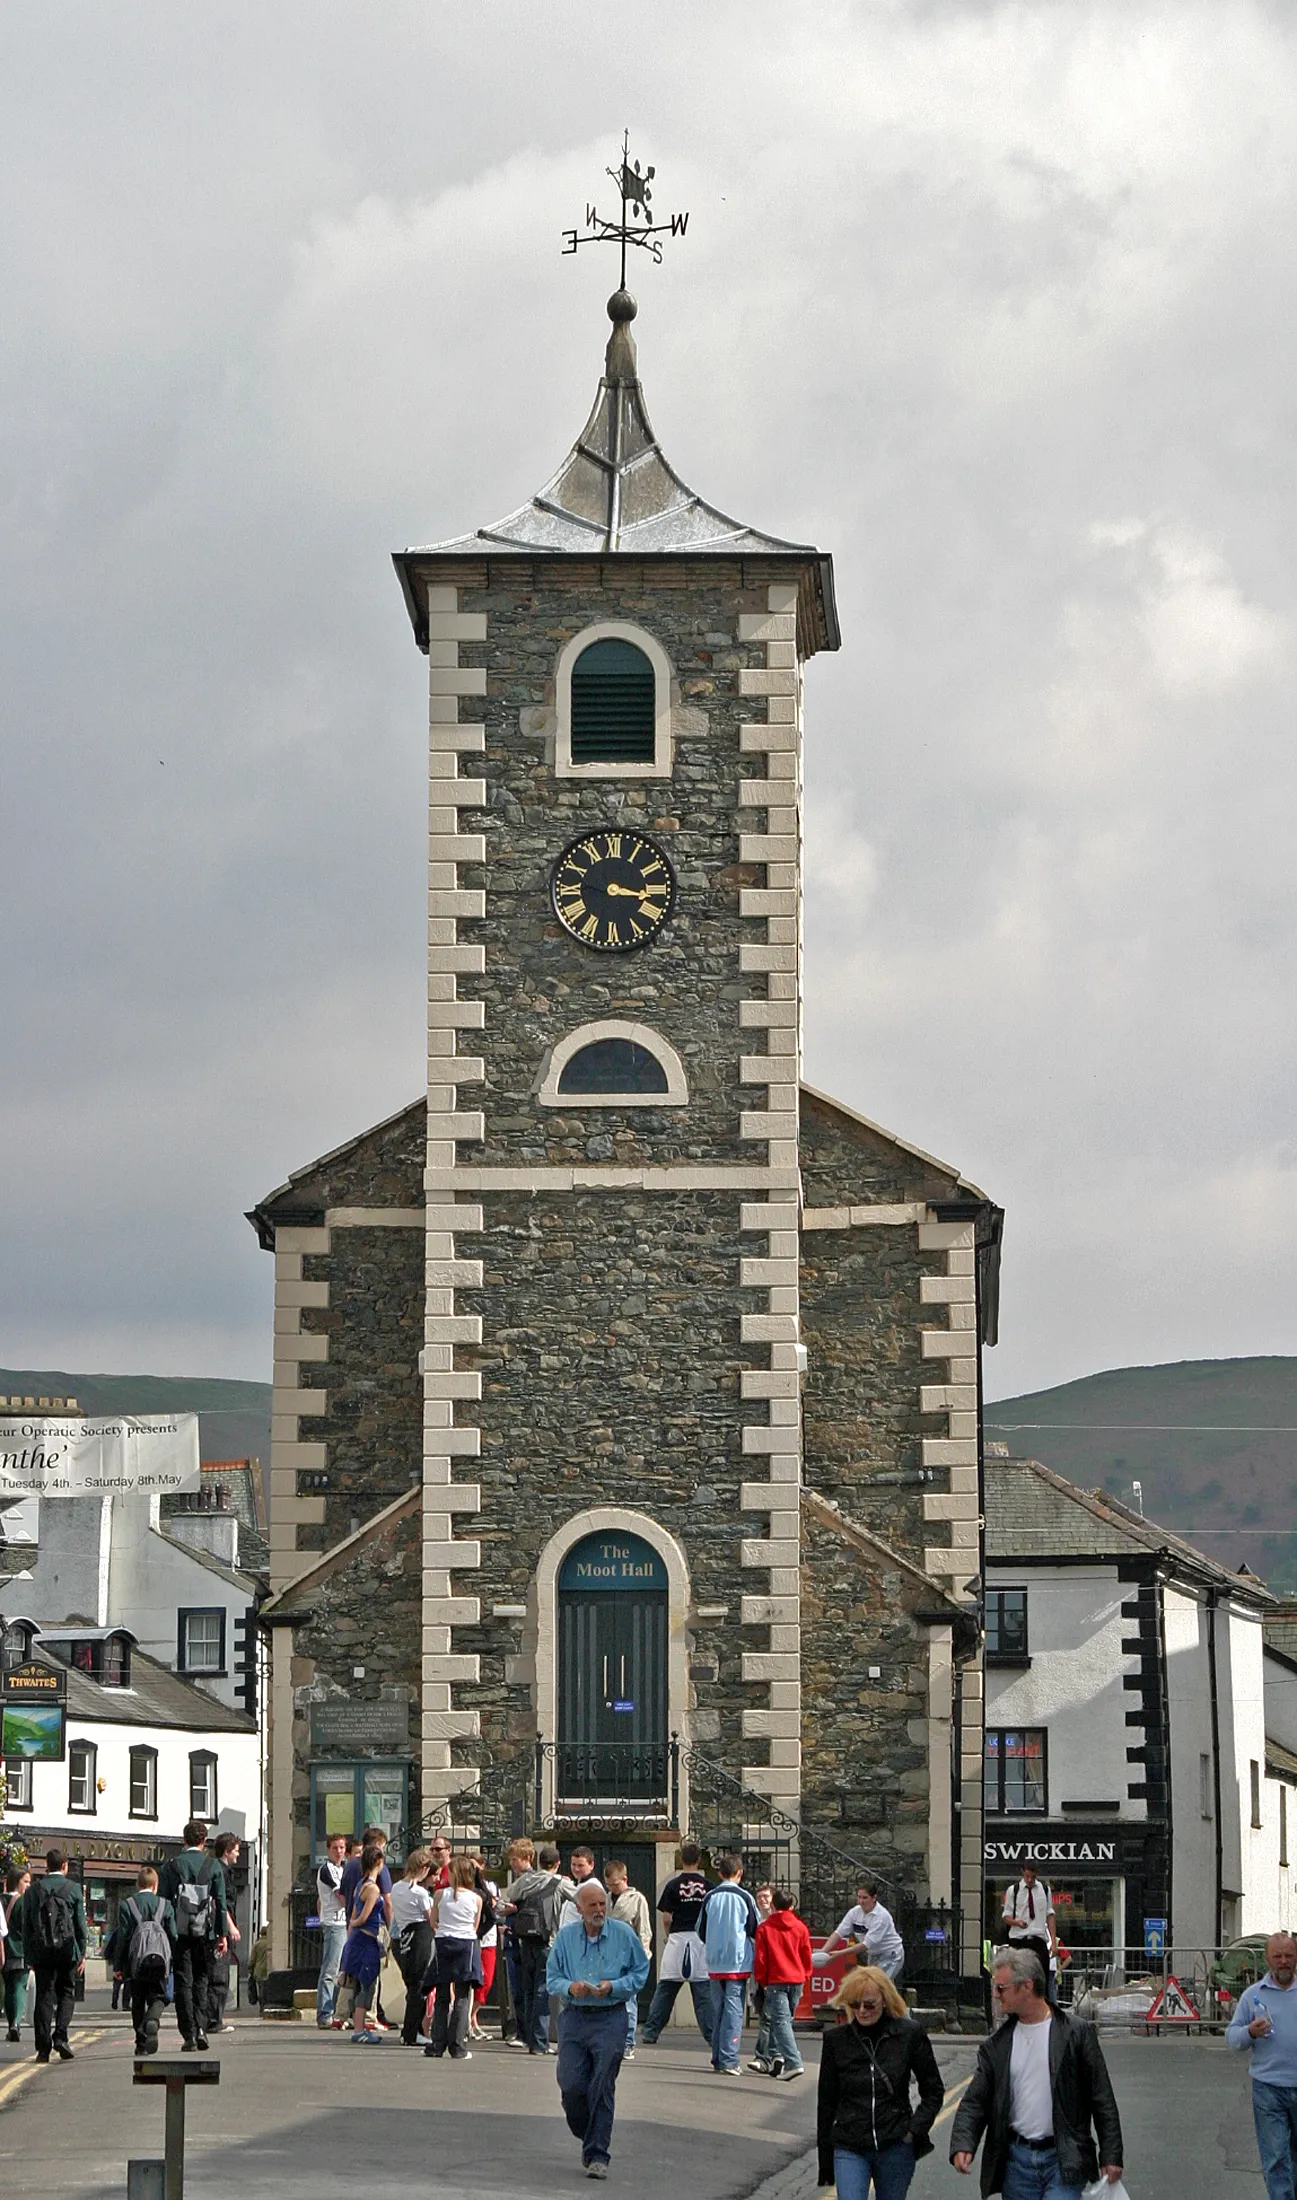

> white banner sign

[{"left": 0, "top": 1415, "right": 201, "bottom": 1499}]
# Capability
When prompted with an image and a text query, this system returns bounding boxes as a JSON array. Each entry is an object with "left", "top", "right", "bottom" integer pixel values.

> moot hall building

[{"left": 251, "top": 267, "right": 1003, "bottom": 1988}]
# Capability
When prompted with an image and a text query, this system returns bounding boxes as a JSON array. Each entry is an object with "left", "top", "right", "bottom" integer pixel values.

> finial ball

[{"left": 607, "top": 289, "right": 638, "bottom": 325}]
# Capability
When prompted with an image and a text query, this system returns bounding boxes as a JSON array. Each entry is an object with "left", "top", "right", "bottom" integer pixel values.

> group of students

[{"left": 315, "top": 1825, "right": 504, "bottom": 2055}]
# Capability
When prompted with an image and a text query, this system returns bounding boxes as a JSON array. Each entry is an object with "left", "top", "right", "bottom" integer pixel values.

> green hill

[
  {"left": 0, "top": 1368, "right": 270, "bottom": 1478},
  {"left": 987, "top": 1357, "right": 1297, "bottom": 1591}
]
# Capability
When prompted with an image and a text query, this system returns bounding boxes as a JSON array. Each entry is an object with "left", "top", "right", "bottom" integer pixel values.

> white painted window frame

[
  {"left": 554, "top": 620, "right": 674, "bottom": 780},
  {"left": 534, "top": 1020, "right": 689, "bottom": 1108}
]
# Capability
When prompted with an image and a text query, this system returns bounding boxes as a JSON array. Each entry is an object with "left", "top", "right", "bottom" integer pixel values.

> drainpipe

[{"left": 1206, "top": 1590, "right": 1224, "bottom": 1947}]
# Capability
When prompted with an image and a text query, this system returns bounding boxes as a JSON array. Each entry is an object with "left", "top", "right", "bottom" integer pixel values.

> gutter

[{"left": 1207, "top": 1590, "right": 1224, "bottom": 1947}]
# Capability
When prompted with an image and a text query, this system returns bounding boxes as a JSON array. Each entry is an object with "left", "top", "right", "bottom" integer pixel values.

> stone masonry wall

[{"left": 455, "top": 565, "right": 778, "bottom": 1167}]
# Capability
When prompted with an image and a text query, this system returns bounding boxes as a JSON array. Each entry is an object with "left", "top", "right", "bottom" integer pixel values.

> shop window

[
  {"left": 985, "top": 1589, "right": 1029, "bottom": 1663},
  {"left": 129, "top": 1745, "right": 158, "bottom": 1820},
  {"left": 309, "top": 1762, "right": 409, "bottom": 1863},
  {"left": 4, "top": 1759, "right": 32, "bottom": 1811},
  {"left": 189, "top": 1750, "right": 218, "bottom": 1821},
  {"left": 178, "top": 1608, "right": 226, "bottom": 1676},
  {"left": 68, "top": 1739, "right": 97, "bottom": 1815},
  {"left": 985, "top": 1727, "right": 1047, "bottom": 1815}
]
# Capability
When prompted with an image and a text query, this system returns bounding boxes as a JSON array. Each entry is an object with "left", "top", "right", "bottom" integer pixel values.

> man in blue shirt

[
  {"left": 547, "top": 1881, "right": 650, "bottom": 2179},
  {"left": 1227, "top": 1932, "right": 1297, "bottom": 2199}
]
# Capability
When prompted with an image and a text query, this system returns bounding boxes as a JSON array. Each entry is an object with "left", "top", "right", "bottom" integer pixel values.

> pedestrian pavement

[{"left": 0, "top": 2010, "right": 1270, "bottom": 2198}]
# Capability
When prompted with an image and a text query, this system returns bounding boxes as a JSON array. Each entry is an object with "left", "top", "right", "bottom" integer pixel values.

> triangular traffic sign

[{"left": 1146, "top": 1974, "right": 1200, "bottom": 2021}]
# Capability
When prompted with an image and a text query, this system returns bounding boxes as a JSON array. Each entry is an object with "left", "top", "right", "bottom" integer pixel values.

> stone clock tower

[
  {"left": 254, "top": 275, "right": 1000, "bottom": 1995},
  {"left": 392, "top": 284, "right": 838, "bottom": 1832}
]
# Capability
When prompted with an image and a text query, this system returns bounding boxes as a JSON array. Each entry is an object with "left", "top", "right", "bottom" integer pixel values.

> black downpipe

[{"left": 1206, "top": 1591, "right": 1224, "bottom": 1948}]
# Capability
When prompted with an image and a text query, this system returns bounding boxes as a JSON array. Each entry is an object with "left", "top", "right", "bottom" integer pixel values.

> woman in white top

[
  {"left": 425, "top": 1857, "right": 483, "bottom": 2060},
  {"left": 389, "top": 1848, "right": 437, "bottom": 2045}
]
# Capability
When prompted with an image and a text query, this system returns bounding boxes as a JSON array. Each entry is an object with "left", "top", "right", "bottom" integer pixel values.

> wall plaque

[{"left": 310, "top": 1701, "right": 409, "bottom": 1753}]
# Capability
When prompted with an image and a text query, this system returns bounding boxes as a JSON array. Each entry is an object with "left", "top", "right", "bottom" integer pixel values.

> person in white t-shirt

[
  {"left": 950, "top": 1945, "right": 1124, "bottom": 2190},
  {"left": 389, "top": 1849, "right": 437, "bottom": 2044},
  {"left": 816, "top": 1880, "right": 905, "bottom": 1982},
  {"left": 314, "top": 1834, "right": 348, "bottom": 2028}
]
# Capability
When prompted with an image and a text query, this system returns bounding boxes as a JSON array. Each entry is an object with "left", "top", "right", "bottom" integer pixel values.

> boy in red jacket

[{"left": 750, "top": 1890, "right": 813, "bottom": 2079}]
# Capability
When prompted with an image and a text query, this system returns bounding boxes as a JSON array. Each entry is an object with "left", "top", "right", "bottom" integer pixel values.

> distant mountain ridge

[
  {"left": 987, "top": 1356, "right": 1297, "bottom": 1591},
  {"left": 0, "top": 1368, "right": 271, "bottom": 1484}
]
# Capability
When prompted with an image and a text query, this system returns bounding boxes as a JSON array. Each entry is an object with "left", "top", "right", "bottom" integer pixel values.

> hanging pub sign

[{"left": 2, "top": 1660, "right": 67, "bottom": 1702}]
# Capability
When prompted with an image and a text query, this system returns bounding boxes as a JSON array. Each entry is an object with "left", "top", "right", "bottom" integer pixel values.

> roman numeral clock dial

[{"left": 550, "top": 829, "right": 677, "bottom": 953}]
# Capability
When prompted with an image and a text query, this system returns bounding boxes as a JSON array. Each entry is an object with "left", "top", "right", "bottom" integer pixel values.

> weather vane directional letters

[{"left": 562, "top": 130, "right": 689, "bottom": 287}]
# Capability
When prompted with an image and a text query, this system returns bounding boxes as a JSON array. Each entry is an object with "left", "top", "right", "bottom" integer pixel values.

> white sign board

[{"left": 0, "top": 1416, "right": 201, "bottom": 1498}]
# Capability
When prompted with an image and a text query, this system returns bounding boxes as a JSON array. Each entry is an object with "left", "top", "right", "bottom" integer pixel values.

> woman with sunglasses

[{"left": 816, "top": 1964, "right": 945, "bottom": 2200}]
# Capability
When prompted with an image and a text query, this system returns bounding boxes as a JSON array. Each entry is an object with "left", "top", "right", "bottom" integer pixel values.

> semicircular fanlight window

[{"left": 557, "top": 1037, "right": 670, "bottom": 1095}]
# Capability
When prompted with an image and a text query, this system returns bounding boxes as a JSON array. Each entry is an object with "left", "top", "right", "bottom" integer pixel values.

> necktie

[{"left": 1027, "top": 1887, "right": 1035, "bottom": 1920}]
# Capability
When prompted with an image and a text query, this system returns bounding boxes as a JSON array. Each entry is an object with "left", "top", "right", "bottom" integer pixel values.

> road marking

[
  {"left": 931, "top": 2073, "right": 972, "bottom": 2134},
  {"left": 0, "top": 2027, "right": 107, "bottom": 2110}
]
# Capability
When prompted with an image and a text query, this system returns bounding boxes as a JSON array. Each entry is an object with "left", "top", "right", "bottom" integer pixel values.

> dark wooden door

[{"left": 557, "top": 1590, "right": 667, "bottom": 1802}]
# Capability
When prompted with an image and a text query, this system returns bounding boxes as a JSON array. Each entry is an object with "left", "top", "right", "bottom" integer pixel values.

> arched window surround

[
  {"left": 554, "top": 621, "right": 674, "bottom": 780},
  {"left": 534, "top": 1020, "right": 689, "bottom": 1108}
]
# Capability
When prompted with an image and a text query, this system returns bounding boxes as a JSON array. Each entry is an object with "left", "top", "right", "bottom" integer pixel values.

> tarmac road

[{"left": 0, "top": 2009, "right": 1272, "bottom": 2200}]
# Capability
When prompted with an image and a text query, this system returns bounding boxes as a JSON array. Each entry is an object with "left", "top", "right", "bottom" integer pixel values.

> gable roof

[
  {"left": 986, "top": 1453, "right": 1277, "bottom": 1603},
  {"left": 800, "top": 1486, "right": 979, "bottom": 1650},
  {"left": 392, "top": 299, "right": 839, "bottom": 657},
  {"left": 799, "top": 1082, "right": 990, "bottom": 1202},
  {"left": 247, "top": 1097, "right": 426, "bottom": 1248},
  {"left": 259, "top": 1486, "right": 421, "bottom": 1621}
]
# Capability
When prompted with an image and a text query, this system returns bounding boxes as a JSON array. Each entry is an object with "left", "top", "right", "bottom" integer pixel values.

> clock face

[{"left": 550, "top": 829, "right": 677, "bottom": 953}]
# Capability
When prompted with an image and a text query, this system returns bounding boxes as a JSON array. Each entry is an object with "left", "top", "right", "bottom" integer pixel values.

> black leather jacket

[
  {"left": 817, "top": 2011, "right": 945, "bottom": 2181},
  {"left": 949, "top": 2010, "right": 1123, "bottom": 2197}
]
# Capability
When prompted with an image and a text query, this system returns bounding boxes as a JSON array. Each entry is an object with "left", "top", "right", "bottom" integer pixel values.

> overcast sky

[{"left": 2, "top": 1, "right": 1294, "bottom": 1399}]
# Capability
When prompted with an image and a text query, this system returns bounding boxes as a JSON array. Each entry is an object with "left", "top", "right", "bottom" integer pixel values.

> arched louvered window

[
  {"left": 570, "top": 637, "right": 656, "bottom": 763},
  {"left": 557, "top": 1037, "right": 670, "bottom": 1096}
]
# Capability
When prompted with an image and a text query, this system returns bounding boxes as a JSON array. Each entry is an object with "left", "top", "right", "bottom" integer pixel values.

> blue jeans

[
  {"left": 1253, "top": 2080, "right": 1297, "bottom": 2200},
  {"left": 833, "top": 2142, "right": 917, "bottom": 2200},
  {"left": 710, "top": 1975, "right": 746, "bottom": 2070},
  {"left": 624, "top": 1990, "right": 637, "bottom": 2052},
  {"left": 642, "top": 1972, "right": 714, "bottom": 2042},
  {"left": 316, "top": 1923, "right": 346, "bottom": 2022},
  {"left": 760, "top": 1982, "right": 803, "bottom": 2071},
  {"left": 557, "top": 2003, "right": 626, "bottom": 2165},
  {"left": 1001, "top": 2137, "right": 1083, "bottom": 2200}
]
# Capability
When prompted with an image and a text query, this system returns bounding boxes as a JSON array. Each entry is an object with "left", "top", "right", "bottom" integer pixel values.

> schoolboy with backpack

[
  {"left": 114, "top": 1866, "right": 177, "bottom": 2054},
  {"left": 15, "top": 1848, "right": 86, "bottom": 2062},
  {"left": 159, "top": 1820, "right": 229, "bottom": 2052}
]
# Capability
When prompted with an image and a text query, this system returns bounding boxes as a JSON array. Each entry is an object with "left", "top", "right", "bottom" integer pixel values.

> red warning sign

[{"left": 1146, "top": 1975, "right": 1200, "bottom": 2022}]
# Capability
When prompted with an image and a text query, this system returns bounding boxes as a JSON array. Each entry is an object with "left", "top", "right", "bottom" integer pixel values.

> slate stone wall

[
  {"left": 297, "top": 1226, "right": 423, "bottom": 1555},
  {"left": 456, "top": 1187, "right": 760, "bottom": 1779},
  {"left": 455, "top": 566, "right": 777, "bottom": 1167},
  {"left": 799, "top": 1505, "right": 934, "bottom": 1878},
  {"left": 286, "top": 1497, "right": 422, "bottom": 1866}
]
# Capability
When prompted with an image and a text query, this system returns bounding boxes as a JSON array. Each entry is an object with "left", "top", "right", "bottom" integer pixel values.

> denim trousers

[
  {"left": 1253, "top": 2079, "right": 1297, "bottom": 2200},
  {"left": 832, "top": 2142, "right": 917, "bottom": 2200},
  {"left": 624, "top": 1990, "right": 637, "bottom": 2051},
  {"left": 557, "top": 2003, "right": 627, "bottom": 2165},
  {"left": 1001, "top": 2136, "right": 1083, "bottom": 2200},
  {"left": 710, "top": 1976, "right": 747, "bottom": 2070},
  {"left": 759, "top": 1982, "right": 803, "bottom": 2071},
  {"left": 516, "top": 1938, "right": 551, "bottom": 2053},
  {"left": 316, "top": 1922, "right": 346, "bottom": 2022},
  {"left": 642, "top": 1973, "right": 714, "bottom": 2043}
]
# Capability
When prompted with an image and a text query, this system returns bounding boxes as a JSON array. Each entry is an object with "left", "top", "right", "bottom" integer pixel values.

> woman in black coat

[{"left": 817, "top": 1964, "right": 945, "bottom": 2200}]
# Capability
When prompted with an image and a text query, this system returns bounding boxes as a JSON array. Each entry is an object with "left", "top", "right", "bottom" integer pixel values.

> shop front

[{"left": 984, "top": 1820, "right": 1168, "bottom": 1967}]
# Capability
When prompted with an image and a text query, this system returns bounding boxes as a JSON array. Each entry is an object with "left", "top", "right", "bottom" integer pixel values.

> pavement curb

[{"left": 740, "top": 2145, "right": 819, "bottom": 2200}]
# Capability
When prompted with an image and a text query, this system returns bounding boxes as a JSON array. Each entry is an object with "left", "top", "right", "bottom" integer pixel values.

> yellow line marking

[
  {"left": 0, "top": 2026, "right": 107, "bottom": 2109},
  {"left": 930, "top": 2073, "right": 973, "bottom": 2134}
]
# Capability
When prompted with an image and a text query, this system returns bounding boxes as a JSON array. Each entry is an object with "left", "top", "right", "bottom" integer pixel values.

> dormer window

[{"left": 45, "top": 1629, "right": 133, "bottom": 1688}]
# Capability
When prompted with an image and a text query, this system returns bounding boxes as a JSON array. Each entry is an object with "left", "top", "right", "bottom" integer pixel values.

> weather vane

[{"left": 562, "top": 131, "right": 689, "bottom": 289}]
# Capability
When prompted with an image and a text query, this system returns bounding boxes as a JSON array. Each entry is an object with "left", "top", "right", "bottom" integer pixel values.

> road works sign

[{"left": 1146, "top": 1975, "right": 1200, "bottom": 2022}]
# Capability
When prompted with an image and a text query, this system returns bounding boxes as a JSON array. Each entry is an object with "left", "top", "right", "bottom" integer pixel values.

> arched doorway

[{"left": 557, "top": 1530, "right": 669, "bottom": 1807}]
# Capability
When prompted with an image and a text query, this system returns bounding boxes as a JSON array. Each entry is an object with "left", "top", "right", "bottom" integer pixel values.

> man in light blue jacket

[
  {"left": 1227, "top": 1931, "right": 1297, "bottom": 2199},
  {"left": 699, "top": 1854, "right": 760, "bottom": 2075}
]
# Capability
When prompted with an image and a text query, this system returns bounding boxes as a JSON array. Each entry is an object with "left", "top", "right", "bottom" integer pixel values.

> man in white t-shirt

[
  {"left": 950, "top": 1944, "right": 1124, "bottom": 2191},
  {"left": 816, "top": 1879, "right": 905, "bottom": 1981},
  {"left": 314, "top": 1833, "right": 348, "bottom": 2028},
  {"left": 1001, "top": 1866, "right": 1057, "bottom": 2005}
]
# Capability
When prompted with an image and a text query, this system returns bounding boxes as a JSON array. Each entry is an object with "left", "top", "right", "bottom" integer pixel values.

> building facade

[
  {"left": 253, "top": 293, "right": 1001, "bottom": 1982},
  {"left": 984, "top": 1451, "right": 1289, "bottom": 1954}
]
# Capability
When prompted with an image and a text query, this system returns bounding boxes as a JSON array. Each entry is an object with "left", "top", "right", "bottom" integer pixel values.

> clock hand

[{"left": 604, "top": 883, "right": 652, "bottom": 899}]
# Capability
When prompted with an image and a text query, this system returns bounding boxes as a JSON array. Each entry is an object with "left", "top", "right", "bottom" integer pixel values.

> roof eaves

[{"left": 260, "top": 1486, "right": 421, "bottom": 1618}]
